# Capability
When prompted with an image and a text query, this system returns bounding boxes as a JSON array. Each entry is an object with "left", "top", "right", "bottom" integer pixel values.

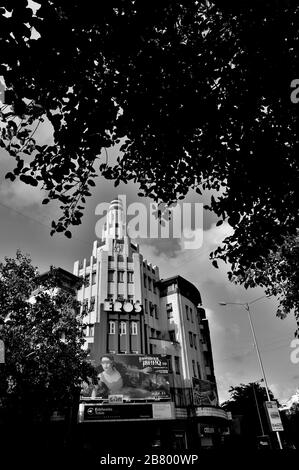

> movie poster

[{"left": 80, "top": 354, "right": 170, "bottom": 401}]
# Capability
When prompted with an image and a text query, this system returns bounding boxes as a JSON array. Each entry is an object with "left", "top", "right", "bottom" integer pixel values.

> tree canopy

[
  {"left": 222, "top": 381, "right": 277, "bottom": 448},
  {"left": 0, "top": 251, "right": 92, "bottom": 423},
  {"left": 0, "top": 1, "right": 298, "bottom": 324}
]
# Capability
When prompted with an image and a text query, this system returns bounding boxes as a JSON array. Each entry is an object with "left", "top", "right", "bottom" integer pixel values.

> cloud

[
  {"left": 139, "top": 222, "right": 234, "bottom": 285},
  {"left": 269, "top": 383, "right": 297, "bottom": 403},
  {"left": 0, "top": 179, "right": 46, "bottom": 210}
]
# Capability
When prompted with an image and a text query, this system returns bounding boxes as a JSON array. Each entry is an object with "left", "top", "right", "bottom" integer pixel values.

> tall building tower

[{"left": 73, "top": 199, "right": 230, "bottom": 450}]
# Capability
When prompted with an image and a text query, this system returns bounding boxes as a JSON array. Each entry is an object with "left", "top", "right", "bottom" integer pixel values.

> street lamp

[{"left": 219, "top": 295, "right": 283, "bottom": 450}]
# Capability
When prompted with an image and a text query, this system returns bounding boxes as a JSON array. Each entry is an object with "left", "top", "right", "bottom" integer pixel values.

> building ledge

[{"left": 195, "top": 407, "right": 230, "bottom": 420}]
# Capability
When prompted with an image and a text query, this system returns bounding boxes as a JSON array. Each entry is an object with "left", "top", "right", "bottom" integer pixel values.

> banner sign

[
  {"left": 80, "top": 354, "right": 170, "bottom": 402},
  {"left": 192, "top": 378, "right": 218, "bottom": 406},
  {"left": 82, "top": 403, "right": 153, "bottom": 421},
  {"left": 264, "top": 401, "right": 284, "bottom": 431},
  {"left": 78, "top": 402, "right": 174, "bottom": 422}
]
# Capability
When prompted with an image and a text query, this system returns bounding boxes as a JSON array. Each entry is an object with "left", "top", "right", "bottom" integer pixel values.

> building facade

[{"left": 73, "top": 199, "right": 230, "bottom": 451}]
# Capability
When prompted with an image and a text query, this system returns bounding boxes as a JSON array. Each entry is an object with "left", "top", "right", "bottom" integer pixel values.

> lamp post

[{"left": 219, "top": 295, "right": 283, "bottom": 450}]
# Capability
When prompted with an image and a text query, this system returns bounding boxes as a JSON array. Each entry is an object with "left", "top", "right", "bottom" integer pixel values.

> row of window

[
  {"left": 108, "top": 270, "right": 134, "bottom": 283},
  {"left": 82, "top": 297, "right": 95, "bottom": 311},
  {"left": 106, "top": 294, "right": 134, "bottom": 301},
  {"left": 144, "top": 299, "right": 159, "bottom": 318},
  {"left": 108, "top": 255, "right": 133, "bottom": 262},
  {"left": 143, "top": 274, "right": 157, "bottom": 293},
  {"left": 108, "top": 321, "right": 138, "bottom": 335},
  {"left": 81, "top": 272, "right": 97, "bottom": 287}
]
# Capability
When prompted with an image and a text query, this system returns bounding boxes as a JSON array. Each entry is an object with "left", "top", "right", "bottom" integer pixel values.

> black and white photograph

[{"left": 0, "top": 0, "right": 298, "bottom": 466}]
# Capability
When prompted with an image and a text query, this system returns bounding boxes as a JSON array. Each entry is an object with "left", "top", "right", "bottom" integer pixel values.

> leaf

[
  {"left": 20, "top": 174, "right": 38, "bottom": 186},
  {"left": 212, "top": 260, "right": 219, "bottom": 269},
  {"left": 5, "top": 172, "right": 16, "bottom": 181},
  {"left": 64, "top": 231, "right": 72, "bottom": 239}
]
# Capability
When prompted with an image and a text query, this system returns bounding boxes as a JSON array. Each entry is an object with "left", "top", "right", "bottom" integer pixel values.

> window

[
  {"left": 156, "top": 330, "right": 161, "bottom": 339},
  {"left": 143, "top": 274, "right": 147, "bottom": 288},
  {"left": 154, "top": 305, "right": 159, "bottom": 319},
  {"left": 127, "top": 272, "right": 134, "bottom": 283},
  {"left": 107, "top": 293, "right": 113, "bottom": 300},
  {"left": 193, "top": 334, "right": 197, "bottom": 349},
  {"left": 118, "top": 255, "right": 124, "bottom": 262},
  {"left": 92, "top": 272, "right": 97, "bottom": 285},
  {"left": 190, "top": 308, "right": 193, "bottom": 323},
  {"left": 153, "top": 282, "right": 157, "bottom": 294},
  {"left": 192, "top": 360, "right": 196, "bottom": 377},
  {"left": 108, "top": 270, "right": 114, "bottom": 282},
  {"left": 189, "top": 332, "right": 193, "bottom": 347},
  {"left": 150, "top": 328, "right": 155, "bottom": 338},
  {"left": 120, "top": 321, "right": 126, "bottom": 335},
  {"left": 109, "top": 321, "right": 116, "bottom": 334},
  {"left": 145, "top": 299, "right": 148, "bottom": 314},
  {"left": 90, "top": 296, "right": 95, "bottom": 311},
  {"left": 169, "top": 330, "right": 176, "bottom": 342},
  {"left": 131, "top": 322, "right": 138, "bottom": 335},
  {"left": 148, "top": 277, "right": 152, "bottom": 291},
  {"left": 174, "top": 356, "right": 180, "bottom": 374},
  {"left": 168, "top": 283, "right": 176, "bottom": 293},
  {"left": 108, "top": 255, "right": 114, "bottom": 261},
  {"left": 82, "top": 299, "right": 88, "bottom": 312},
  {"left": 166, "top": 303, "right": 173, "bottom": 319},
  {"left": 128, "top": 295, "right": 134, "bottom": 303},
  {"left": 166, "top": 355, "right": 173, "bottom": 373},
  {"left": 118, "top": 271, "right": 124, "bottom": 283},
  {"left": 85, "top": 275, "right": 90, "bottom": 287},
  {"left": 87, "top": 325, "right": 94, "bottom": 337},
  {"left": 149, "top": 301, "right": 153, "bottom": 316},
  {"left": 197, "top": 362, "right": 201, "bottom": 379},
  {"left": 185, "top": 305, "right": 189, "bottom": 320}
]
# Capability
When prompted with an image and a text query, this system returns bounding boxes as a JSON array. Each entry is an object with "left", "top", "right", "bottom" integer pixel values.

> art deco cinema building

[{"left": 73, "top": 199, "right": 230, "bottom": 451}]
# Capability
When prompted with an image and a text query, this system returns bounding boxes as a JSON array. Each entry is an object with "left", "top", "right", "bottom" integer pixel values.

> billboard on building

[
  {"left": 192, "top": 378, "right": 218, "bottom": 406},
  {"left": 80, "top": 354, "right": 170, "bottom": 402}
]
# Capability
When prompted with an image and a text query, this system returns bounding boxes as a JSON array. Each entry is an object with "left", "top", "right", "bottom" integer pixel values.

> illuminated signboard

[{"left": 78, "top": 402, "right": 174, "bottom": 422}]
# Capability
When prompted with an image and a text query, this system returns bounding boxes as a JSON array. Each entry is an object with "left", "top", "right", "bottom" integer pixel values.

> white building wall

[{"left": 73, "top": 199, "right": 216, "bottom": 391}]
